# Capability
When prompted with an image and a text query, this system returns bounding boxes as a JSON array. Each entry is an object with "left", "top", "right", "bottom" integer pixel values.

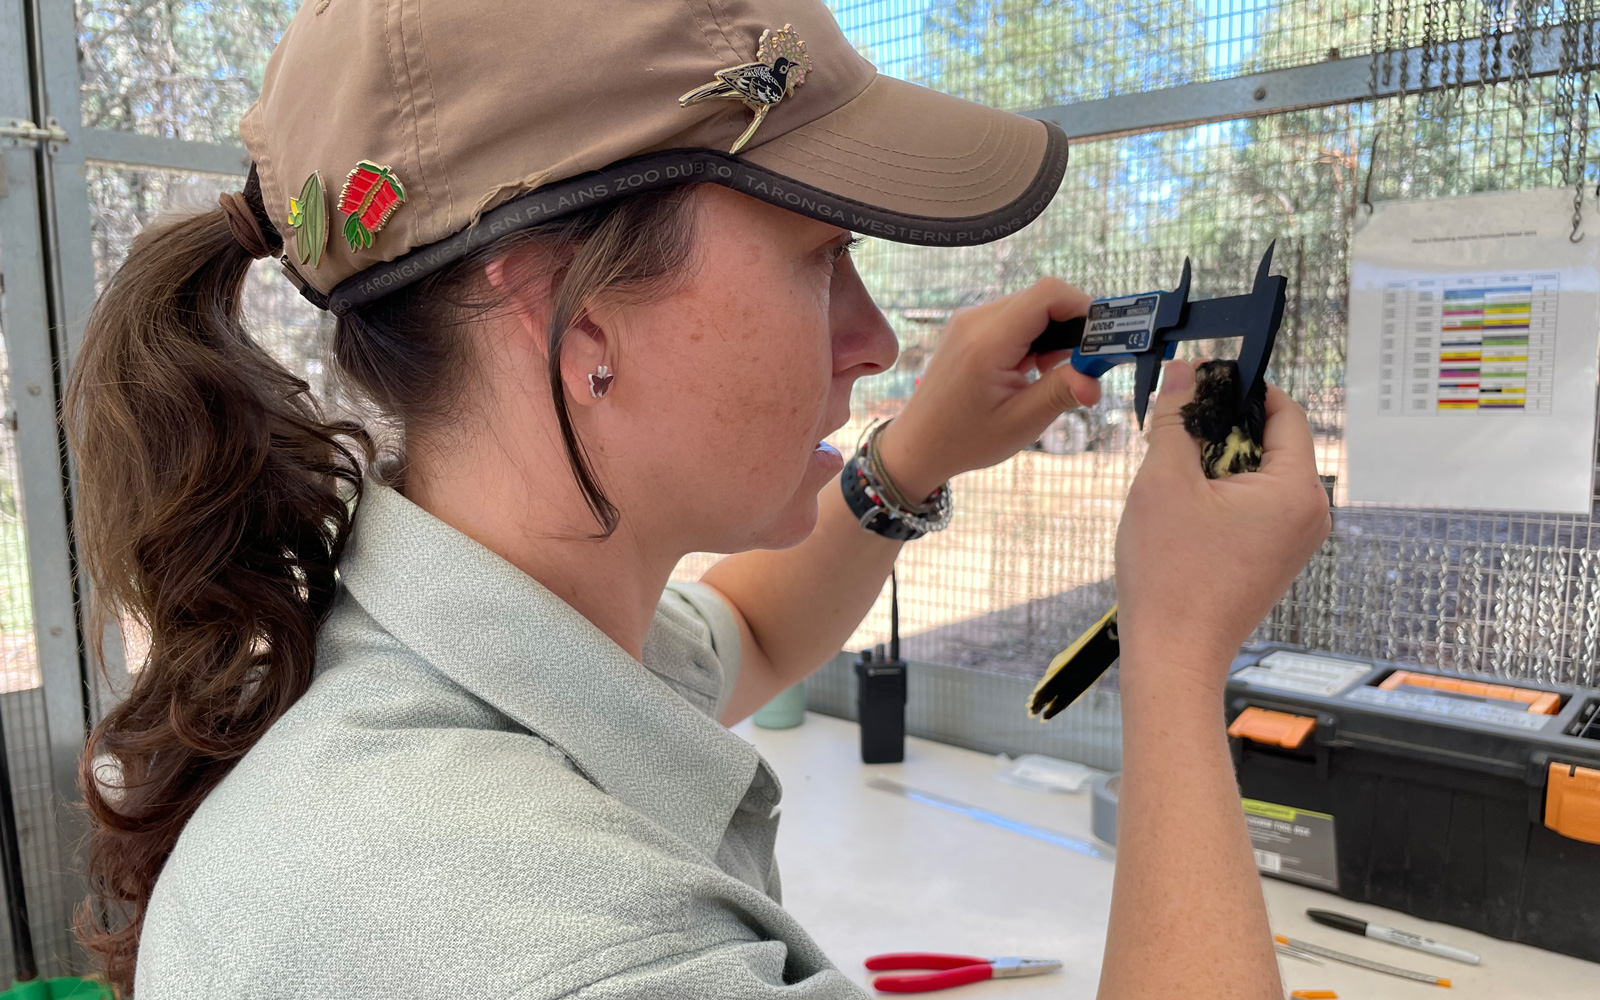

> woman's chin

[
  {"left": 749, "top": 495, "right": 822, "bottom": 551},
  {"left": 696, "top": 447, "right": 840, "bottom": 551}
]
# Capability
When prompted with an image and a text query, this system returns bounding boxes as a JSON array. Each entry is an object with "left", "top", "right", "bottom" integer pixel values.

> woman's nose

[{"left": 831, "top": 258, "right": 898, "bottom": 376}]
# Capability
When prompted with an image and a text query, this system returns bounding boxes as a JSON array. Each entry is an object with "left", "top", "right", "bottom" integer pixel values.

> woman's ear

[
  {"left": 484, "top": 250, "right": 616, "bottom": 407},
  {"left": 484, "top": 252, "right": 549, "bottom": 345},
  {"left": 559, "top": 308, "right": 614, "bottom": 409}
]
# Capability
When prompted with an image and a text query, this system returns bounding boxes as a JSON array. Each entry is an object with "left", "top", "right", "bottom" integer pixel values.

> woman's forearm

[
  {"left": 700, "top": 471, "right": 904, "bottom": 686},
  {"left": 1096, "top": 641, "right": 1281, "bottom": 1000}
]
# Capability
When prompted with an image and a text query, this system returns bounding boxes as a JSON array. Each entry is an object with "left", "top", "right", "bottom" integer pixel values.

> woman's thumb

[{"left": 1142, "top": 360, "right": 1202, "bottom": 471}]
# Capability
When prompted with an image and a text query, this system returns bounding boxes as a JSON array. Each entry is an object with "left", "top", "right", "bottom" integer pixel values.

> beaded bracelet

[{"left": 840, "top": 421, "right": 953, "bottom": 541}]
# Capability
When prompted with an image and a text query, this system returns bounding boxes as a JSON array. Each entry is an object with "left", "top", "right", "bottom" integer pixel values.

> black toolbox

[{"left": 1224, "top": 643, "right": 1600, "bottom": 962}]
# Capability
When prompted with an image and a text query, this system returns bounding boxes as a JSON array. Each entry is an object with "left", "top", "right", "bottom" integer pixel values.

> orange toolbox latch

[
  {"left": 1545, "top": 762, "right": 1600, "bottom": 845},
  {"left": 1228, "top": 707, "right": 1317, "bottom": 749}
]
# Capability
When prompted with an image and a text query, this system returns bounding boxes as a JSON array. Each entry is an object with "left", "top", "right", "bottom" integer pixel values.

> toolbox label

[
  {"left": 1237, "top": 650, "right": 1370, "bottom": 696},
  {"left": 1242, "top": 798, "right": 1338, "bottom": 890},
  {"left": 1078, "top": 294, "right": 1160, "bottom": 355},
  {"left": 1345, "top": 685, "right": 1550, "bottom": 730}
]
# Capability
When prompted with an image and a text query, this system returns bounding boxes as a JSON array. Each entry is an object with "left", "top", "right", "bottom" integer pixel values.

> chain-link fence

[{"left": 66, "top": 1, "right": 1600, "bottom": 786}]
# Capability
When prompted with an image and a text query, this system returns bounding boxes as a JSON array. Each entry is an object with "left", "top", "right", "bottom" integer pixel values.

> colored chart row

[{"left": 1377, "top": 271, "right": 1558, "bottom": 414}]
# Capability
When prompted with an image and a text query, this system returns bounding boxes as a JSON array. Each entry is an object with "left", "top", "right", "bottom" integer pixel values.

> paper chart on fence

[{"left": 1346, "top": 188, "right": 1600, "bottom": 513}]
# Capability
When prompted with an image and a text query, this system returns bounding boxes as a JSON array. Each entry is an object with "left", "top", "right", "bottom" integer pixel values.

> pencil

[{"left": 1274, "top": 934, "right": 1452, "bottom": 988}]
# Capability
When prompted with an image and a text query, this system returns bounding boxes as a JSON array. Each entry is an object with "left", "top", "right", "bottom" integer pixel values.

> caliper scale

[{"left": 1028, "top": 242, "right": 1288, "bottom": 425}]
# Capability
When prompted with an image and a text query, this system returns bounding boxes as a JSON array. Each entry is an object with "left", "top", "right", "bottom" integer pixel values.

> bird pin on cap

[{"left": 679, "top": 24, "right": 812, "bottom": 154}]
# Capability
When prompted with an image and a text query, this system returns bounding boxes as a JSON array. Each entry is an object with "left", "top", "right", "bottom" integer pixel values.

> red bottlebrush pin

[{"left": 337, "top": 160, "right": 407, "bottom": 251}]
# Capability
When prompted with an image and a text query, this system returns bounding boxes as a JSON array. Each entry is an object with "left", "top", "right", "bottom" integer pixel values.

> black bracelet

[{"left": 840, "top": 447, "right": 953, "bottom": 541}]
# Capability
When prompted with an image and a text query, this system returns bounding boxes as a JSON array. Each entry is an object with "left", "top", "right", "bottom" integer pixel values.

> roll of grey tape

[{"left": 1091, "top": 772, "right": 1120, "bottom": 846}]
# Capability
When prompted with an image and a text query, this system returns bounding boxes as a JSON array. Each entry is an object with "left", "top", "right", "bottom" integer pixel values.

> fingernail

[{"left": 1161, "top": 359, "right": 1194, "bottom": 392}]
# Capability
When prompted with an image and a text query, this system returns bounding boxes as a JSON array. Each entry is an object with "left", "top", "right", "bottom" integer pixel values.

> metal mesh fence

[
  {"left": 67, "top": 3, "right": 1600, "bottom": 770},
  {"left": 76, "top": 0, "right": 1590, "bottom": 129},
  {"left": 812, "top": 72, "right": 1600, "bottom": 751},
  {"left": 76, "top": 0, "right": 295, "bottom": 142},
  {"left": 828, "top": 0, "right": 1555, "bottom": 107},
  {"left": 0, "top": 253, "right": 79, "bottom": 978},
  {"left": 0, "top": 689, "right": 74, "bottom": 979}
]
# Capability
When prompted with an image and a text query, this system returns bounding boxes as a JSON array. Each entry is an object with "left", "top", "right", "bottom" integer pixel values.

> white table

[{"left": 734, "top": 713, "right": 1600, "bottom": 998}]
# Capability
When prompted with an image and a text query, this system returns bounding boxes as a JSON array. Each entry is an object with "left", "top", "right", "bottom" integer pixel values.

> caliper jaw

[{"left": 1026, "top": 246, "right": 1285, "bottom": 428}]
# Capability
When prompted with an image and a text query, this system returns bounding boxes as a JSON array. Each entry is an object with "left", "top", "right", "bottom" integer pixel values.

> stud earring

[{"left": 588, "top": 364, "right": 614, "bottom": 399}]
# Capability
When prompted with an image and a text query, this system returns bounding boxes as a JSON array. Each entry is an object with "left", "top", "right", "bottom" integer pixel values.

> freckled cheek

[
  {"left": 668, "top": 260, "right": 833, "bottom": 475},
  {"left": 694, "top": 315, "right": 826, "bottom": 448}
]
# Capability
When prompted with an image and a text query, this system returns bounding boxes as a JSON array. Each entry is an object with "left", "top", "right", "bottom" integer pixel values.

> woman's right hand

[{"left": 1113, "top": 359, "right": 1331, "bottom": 694}]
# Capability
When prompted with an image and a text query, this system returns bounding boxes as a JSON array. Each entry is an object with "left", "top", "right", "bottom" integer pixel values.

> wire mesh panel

[
  {"left": 832, "top": 0, "right": 1398, "bottom": 107},
  {"left": 0, "top": 688, "right": 72, "bottom": 979},
  {"left": 0, "top": 243, "right": 81, "bottom": 978},
  {"left": 0, "top": 316, "right": 38, "bottom": 696},
  {"left": 76, "top": 0, "right": 297, "bottom": 142}
]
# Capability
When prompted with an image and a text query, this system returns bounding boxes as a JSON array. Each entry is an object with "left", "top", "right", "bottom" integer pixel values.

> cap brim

[
  {"left": 316, "top": 77, "right": 1066, "bottom": 315},
  {"left": 740, "top": 74, "right": 1069, "bottom": 246}
]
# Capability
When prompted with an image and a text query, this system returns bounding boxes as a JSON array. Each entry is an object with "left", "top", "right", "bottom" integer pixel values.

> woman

[{"left": 66, "top": 1, "right": 1330, "bottom": 997}]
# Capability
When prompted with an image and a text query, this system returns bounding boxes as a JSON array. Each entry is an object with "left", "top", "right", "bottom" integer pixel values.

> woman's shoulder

[
  {"left": 169, "top": 630, "right": 647, "bottom": 864},
  {"left": 141, "top": 642, "right": 719, "bottom": 992}
]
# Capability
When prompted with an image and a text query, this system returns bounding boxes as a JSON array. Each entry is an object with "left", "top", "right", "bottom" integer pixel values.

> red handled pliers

[{"left": 864, "top": 953, "right": 1062, "bottom": 993}]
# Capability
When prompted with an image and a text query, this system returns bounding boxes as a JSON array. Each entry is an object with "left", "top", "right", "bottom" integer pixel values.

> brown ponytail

[
  {"left": 67, "top": 172, "right": 697, "bottom": 995},
  {"left": 65, "top": 171, "right": 367, "bottom": 994}
]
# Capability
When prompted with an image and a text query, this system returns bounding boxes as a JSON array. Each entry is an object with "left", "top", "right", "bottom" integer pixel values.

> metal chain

[
  {"left": 1421, "top": 0, "right": 1440, "bottom": 116},
  {"left": 1383, "top": 541, "right": 1406, "bottom": 661},
  {"left": 1477, "top": 0, "right": 1494, "bottom": 110},
  {"left": 1484, "top": 0, "right": 1497, "bottom": 91},
  {"left": 1371, "top": 0, "right": 1388, "bottom": 96},
  {"left": 1510, "top": 0, "right": 1535, "bottom": 116},
  {"left": 1489, "top": 547, "right": 1512, "bottom": 677},
  {"left": 1437, "top": 543, "right": 1457, "bottom": 670},
  {"left": 1366, "top": 0, "right": 1400, "bottom": 210},
  {"left": 1459, "top": 546, "right": 1485, "bottom": 671},
  {"left": 1533, "top": 548, "right": 1561, "bottom": 681},
  {"left": 1513, "top": 546, "right": 1539, "bottom": 678},
  {"left": 1421, "top": 541, "right": 1444, "bottom": 662},
  {"left": 1383, "top": 0, "right": 1400, "bottom": 88},
  {"left": 1523, "top": 547, "right": 1548, "bottom": 678},
  {"left": 1397, "top": 0, "right": 1415, "bottom": 135},
  {"left": 1560, "top": 0, "right": 1581, "bottom": 225},
  {"left": 1447, "top": 0, "right": 1470, "bottom": 113}
]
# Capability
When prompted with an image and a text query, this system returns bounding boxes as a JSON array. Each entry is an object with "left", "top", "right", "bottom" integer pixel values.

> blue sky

[{"left": 828, "top": 0, "right": 1264, "bottom": 83}]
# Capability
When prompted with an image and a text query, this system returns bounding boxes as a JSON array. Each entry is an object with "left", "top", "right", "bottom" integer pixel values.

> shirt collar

[{"left": 334, "top": 477, "right": 767, "bottom": 861}]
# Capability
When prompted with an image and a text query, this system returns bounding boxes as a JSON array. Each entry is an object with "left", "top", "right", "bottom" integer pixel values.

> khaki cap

[{"left": 244, "top": 0, "right": 1069, "bottom": 315}]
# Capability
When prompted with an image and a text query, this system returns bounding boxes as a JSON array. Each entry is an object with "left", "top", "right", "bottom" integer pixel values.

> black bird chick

[
  {"left": 1027, "top": 360, "right": 1265, "bottom": 720},
  {"left": 1182, "top": 360, "right": 1267, "bottom": 479}
]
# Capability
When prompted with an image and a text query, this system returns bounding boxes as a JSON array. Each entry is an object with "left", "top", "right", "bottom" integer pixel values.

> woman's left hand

[{"left": 874, "top": 277, "right": 1103, "bottom": 499}]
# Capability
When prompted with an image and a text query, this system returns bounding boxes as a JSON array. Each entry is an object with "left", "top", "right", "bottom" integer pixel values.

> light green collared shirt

[{"left": 136, "top": 479, "right": 867, "bottom": 998}]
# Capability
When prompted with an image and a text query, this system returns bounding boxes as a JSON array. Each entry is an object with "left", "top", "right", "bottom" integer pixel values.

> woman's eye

[{"left": 827, "top": 236, "right": 865, "bottom": 265}]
